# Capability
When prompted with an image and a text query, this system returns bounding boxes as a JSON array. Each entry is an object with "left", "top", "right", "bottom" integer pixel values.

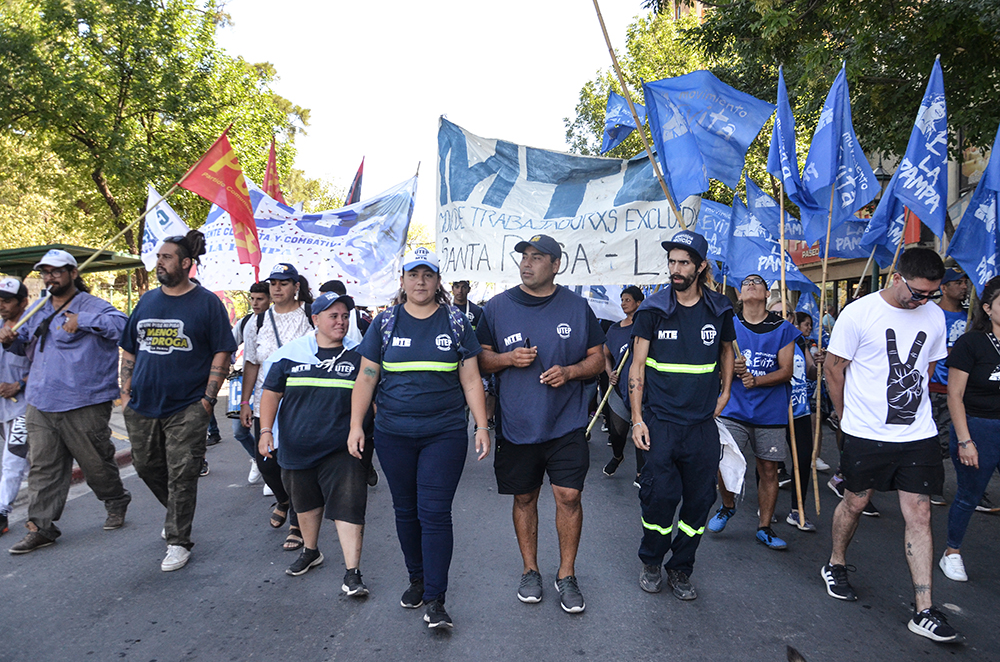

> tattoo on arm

[
  {"left": 120, "top": 357, "right": 134, "bottom": 386},
  {"left": 832, "top": 356, "right": 843, "bottom": 366},
  {"left": 205, "top": 382, "right": 221, "bottom": 398},
  {"left": 628, "top": 377, "right": 636, "bottom": 393},
  {"left": 906, "top": 541, "right": 913, "bottom": 557},
  {"left": 363, "top": 366, "right": 377, "bottom": 378}
]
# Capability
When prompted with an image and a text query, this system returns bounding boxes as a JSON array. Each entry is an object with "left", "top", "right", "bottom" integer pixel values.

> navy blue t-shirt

[
  {"left": 456, "top": 301, "right": 484, "bottom": 329},
  {"left": 263, "top": 346, "right": 360, "bottom": 469},
  {"left": 120, "top": 286, "right": 237, "bottom": 418},
  {"left": 632, "top": 298, "right": 736, "bottom": 425},
  {"left": 605, "top": 321, "right": 634, "bottom": 407},
  {"left": 358, "top": 305, "right": 481, "bottom": 437},
  {"left": 477, "top": 286, "right": 605, "bottom": 444}
]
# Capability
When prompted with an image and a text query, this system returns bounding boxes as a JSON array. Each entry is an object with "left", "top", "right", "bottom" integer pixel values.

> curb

[{"left": 70, "top": 448, "right": 132, "bottom": 485}]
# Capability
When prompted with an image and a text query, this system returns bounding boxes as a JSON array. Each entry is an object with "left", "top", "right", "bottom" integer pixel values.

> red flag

[
  {"left": 345, "top": 157, "right": 364, "bottom": 205},
  {"left": 179, "top": 128, "right": 261, "bottom": 274},
  {"left": 263, "top": 138, "right": 287, "bottom": 205}
]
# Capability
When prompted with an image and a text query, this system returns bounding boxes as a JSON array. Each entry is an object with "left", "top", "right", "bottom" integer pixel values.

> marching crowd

[{"left": 0, "top": 230, "right": 996, "bottom": 642}]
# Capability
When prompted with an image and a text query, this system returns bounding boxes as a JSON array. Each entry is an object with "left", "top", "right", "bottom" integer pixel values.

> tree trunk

[{"left": 91, "top": 166, "right": 148, "bottom": 291}]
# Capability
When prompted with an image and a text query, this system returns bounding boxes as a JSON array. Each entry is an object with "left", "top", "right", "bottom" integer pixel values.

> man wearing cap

[
  {"left": 451, "top": 281, "right": 483, "bottom": 329},
  {"left": 0, "top": 278, "right": 31, "bottom": 535},
  {"left": 477, "top": 234, "right": 605, "bottom": 614},
  {"left": 629, "top": 231, "right": 736, "bottom": 600},
  {"left": 119, "top": 233, "right": 236, "bottom": 571},
  {"left": 0, "top": 249, "right": 131, "bottom": 555}
]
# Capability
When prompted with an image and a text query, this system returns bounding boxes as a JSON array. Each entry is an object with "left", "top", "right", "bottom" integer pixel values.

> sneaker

[
  {"left": 367, "top": 465, "right": 379, "bottom": 487},
  {"left": 908, "top": 607, "right": 959, "bottom": 643},
  {"left": 401, "top": 577, "right": 425, "bottom": 608},
  {"left": 342, "top": 568, "right": 369, "bottom": 596},
  {"left": 786, "top": 510, "right": 817, "bottom": 532},
  {"left": 161, "top": 544, "right": 191, "bottom": 572},
  {"left": 199, "top": 460, "right": 209, "bottom": 477},
  {"left": 815, "top": 457, "right": 831, "bottom": 472},
  {"left": 603, "top": 456, "right": 623, "bottom": 477},
  {"left": 828, "top": 475, "right": 845, "bottom": 499},
  {"left": 665, "top": 569, "right": 697, "bottom": 601},
  {"left": 976, "top": 493, "right": 1000, "bottom": 513},
  {"left": 8, "top": 530, "right": 55, "bottom": 555},
  {"left": 601, "top": 422, "right": 609, "bottom": 433},
  {"left": 517, "top": 569, "right": 543, "bottom": 603},
  {"left": 633, "top": 477, "right": 641, "bottom": 488},
  {"left": 639, "top": 564, "right": 662, "bottom": 593},
  {"left": 286, "top": 547, "right": 323, "bottom": 576},
  {"left": 707, "top": 506, "right": 736, "bottom": 533},
  {"left": 820, "top": 563, "right": 857, "bottom": 601},
  {"left": 826, "top": 414, "right": 839, "bottom": 432},
  {"left": 206, "top": 432, "right": 222, "bottom": 447},
  {"left": 263, "top": 484, "right": 274, "bottom": 497},
  {"left": 424, "top": 599, "right": 453, "bottom": 629},
  {"left": 247, "top": 460, "right": 261, "bottom": 484},
  {"left": 755, "top": 526, "right": 788, "bottom": 550},
  {"left": 0, "top": 513, "right": 8, "bottom": 536},
  {"left": 777, "top": 470, "right": 792, "bottom": 488},
  {"left": 930, "top": 495, "right": 947, "bottom": 506},
  {"left": 554, "top": 575, "right": 585, "bottom": 613},
  {"left": 939, "top": 553, "right": 968, "bottom": 582},
  {"left": 862, "top": 500, "right": 880, "bottom": 517}
]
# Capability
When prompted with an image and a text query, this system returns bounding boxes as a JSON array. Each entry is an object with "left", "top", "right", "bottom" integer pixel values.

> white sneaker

[
  {"left": 248, "top": 460, "right": 261, "bottom": 484},
  {"left": 939, "top": 552, "right": 968, "bottom": 582},
  {"left": 161, "top": 545, "right": 191, "bottom": 572},
  {"left": 263, "top": 484, "right": 274, "bottom": 497},
  {"left": 815, "top": 457, "right": 831, "bottom": 472}
]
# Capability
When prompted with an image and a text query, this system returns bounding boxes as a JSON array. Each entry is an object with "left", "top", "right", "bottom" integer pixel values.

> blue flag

[
  {"left": 644, "top": 70, "right": 775, "bottom": 201},
  {"left": 695, "top": 199, "right": 732, "bottom": 272},
  {"left": 948, "top": 123, "right": 1000, "bottom": 295},
  {"left": 860, "top": 169, "right": 911, "bottom": 268},
  {"left": 745, "top": 175, "right": 804, "bottom": 241},
  {"left": 895, "top": 58, "right": 948, "bottom": 237},
  {"left": 728, "top": 197, "right": 819, "bottom": 294},
  {"left": 601, "top": 92, "right": 646, "bottom": 154},
  {"left": 819, "top": 220, "right": 875, "bottom": 260},
  {"left": 795, "top": 291, "right": 820, "bottom": 341},
  {"left": 801, "top": 65, "right": 878, "bottom": 245}
]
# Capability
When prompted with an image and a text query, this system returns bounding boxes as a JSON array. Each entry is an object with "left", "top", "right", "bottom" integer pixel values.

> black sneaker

[
  {"left": 862, "top": 500, "right": 880, "bottom": 517},
  {"left": 286, "top": 547, "right": 323, "bottom": 576},
  {"left": 639, "top": 564, "right": 662, "bottom": 593},
  {"left": 930, "top": 495, "right": 947, "bottom": 506},
  {"left": 400, "top": 577, "right": 424, "bottom": 608},
  {"left": 423, "top": 599, "right": 453, "bottom": 629},
  {"left": 517, "top": 569, "right": 543, "bottom": 603},
  {"left": 0, "top": 513, "right": 7, "bottom": 536},
  {"left": 603, "top": 456, "right": 623, "bottom": 477},
  {"left": 367, "top": 465, "right": 379, "bottom": 487},
  {"left": 666, "top": 569, "right": 697, "bottom": 601},
  {"left": 554, "top": 575, "right": 585, "bottom": 613},
  {"left": 821, "top": 563, "right": 857, "bottom": 601},
  {"left": 205, "top": 432, "right": 222, "bottom": 447},
  {"left": 975, "top": 492, "right": 1000, "bottom": 513},
  {"left": 908, "top": 607, "right": 959, "bottom": 642},
  {"left": 199, "top": 460, "right": 209, "bottom": 477},
  {"left": 777, "top": 469, "right": 792, "bottom": 489},
  {"left": 9, "top": 530, "right": 55, "bottom": 555},
  {"left": 342, "top": 568, "right": 369, "bottom": 597}
]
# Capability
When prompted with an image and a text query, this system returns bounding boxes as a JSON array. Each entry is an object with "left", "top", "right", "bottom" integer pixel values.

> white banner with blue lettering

[
  {"left": 436, "top": 118, "right": 700, "bottom": 285},
  {"left": 196, "top": 177, "right": 417, "bottom": 306}
]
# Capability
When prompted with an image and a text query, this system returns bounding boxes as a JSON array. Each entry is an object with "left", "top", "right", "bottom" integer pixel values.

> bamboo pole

[
  {"left": 586, "top": 347, "right": 630, "bottom": 440},
  {"left": 852, "top": 247, "right": 877, "bottom": 298},
  {"left": 884, "top": 209, "right": 910, "bottom": 283},
  {"left": 591, "top": 0, "right": 687, "bottom": 231}
]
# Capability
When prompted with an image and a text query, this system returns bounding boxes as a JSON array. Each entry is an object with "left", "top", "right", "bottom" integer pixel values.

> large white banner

[{"left": 436, "top": 118, "right": 699, "bottom": 285}]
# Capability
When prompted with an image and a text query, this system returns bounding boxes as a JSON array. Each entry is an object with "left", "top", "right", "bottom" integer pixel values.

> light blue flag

[
  {"left": 644, "top": 70, "right": 775, "bottom": 201},
  {"left": 819, "top": 220, "right": 875, "bottom": 260},
  {"left": 795, "top": 291, "right": 820, "bottom": 341},
  {"left": 695, "top": 199, "right": 732, "bottom": 271},
  {"left": 601, "top": 92, "right": 646, "bottom": 155},
  {"left": 948, "top": 123, "right": 1000, "bottom": 295},
  {"left": 860, "top": 168, "right": 910, "bottom": 268},
  {"left": 745, "top": 176, "right": 804, "bottom": 241},
  {"left": 728, "top": 197, "right": 819, "bottom": 294},
  {"left": 801, "top": 65, "right": 878, "bottom": 245},
  {"left": 895, "top": 58, "right": 948, "bottom": 237}
]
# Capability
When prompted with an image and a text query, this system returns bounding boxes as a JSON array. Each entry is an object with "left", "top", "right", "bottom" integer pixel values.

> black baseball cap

[{"left": 661, "top": 230, "right": 709, "bottom": 264}]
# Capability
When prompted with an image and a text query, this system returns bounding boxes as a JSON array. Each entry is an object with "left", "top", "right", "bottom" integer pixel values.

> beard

[
  {"left": 48, "top": 280, "right": 74, "bottom": 297},
  {"left": 671, "top": 272, "right": 697, "bottom": 292},
  {"left": 156, "top": 266, "right": 184, "bottom": 288}
]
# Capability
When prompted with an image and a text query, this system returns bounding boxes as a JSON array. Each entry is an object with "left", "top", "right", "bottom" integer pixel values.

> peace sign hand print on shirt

[{"left": 885, "top": 328, "right": 927, "bottom": 425}]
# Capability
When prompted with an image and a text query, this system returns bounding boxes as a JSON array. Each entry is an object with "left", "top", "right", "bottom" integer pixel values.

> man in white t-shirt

[{"left": 820, "top": 247, "right": 958, "bottom": 644}]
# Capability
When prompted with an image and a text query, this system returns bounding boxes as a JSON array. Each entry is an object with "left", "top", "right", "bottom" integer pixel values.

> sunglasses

[{"left": 900, "top": 277, "right": 942, "bottom": 302}]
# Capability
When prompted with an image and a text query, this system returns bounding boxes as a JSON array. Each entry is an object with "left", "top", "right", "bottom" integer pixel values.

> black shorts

[
  {"left": 840, "top": 434, "right": 944, "bottom": 495},
  {"left": 494, "top": 428, "right": 589, "bottom": 495},
  {"left": 281, "top": 449, "right": 368, "bottom": 525}
]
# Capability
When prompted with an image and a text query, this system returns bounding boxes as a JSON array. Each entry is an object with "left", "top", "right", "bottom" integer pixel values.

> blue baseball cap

[
  {"left": 661, "top": 231, "right": 709, "bottom": 264},
  {"left": 402, "top": 247, "right": 439, "bottom": 272},
  {"left": 311, "top": 291, "right": 355, "bottom": 315},
  {"left": 514, "top": 234, "right": 562, "bottom": 258},
  {"left": 941, "top": 268, "right": 968, "bottom": 285},
  {"left": 267, "top": 263, "right": 299, "bottom": 282}
]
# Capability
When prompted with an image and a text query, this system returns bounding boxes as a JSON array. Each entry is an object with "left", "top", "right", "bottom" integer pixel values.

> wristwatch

[{"left": 202, "top": 395, "right": 218, "bottom": 406}]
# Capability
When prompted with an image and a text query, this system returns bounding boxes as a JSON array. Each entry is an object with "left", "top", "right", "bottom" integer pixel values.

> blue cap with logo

[
  {"left": 311, "top": 291, "right": 355, "bottom": 315},
  {"left": 941, "top": 268, "right": 968, "bottom": 285},
  {"left": 661, "top": 231, "right": 709, "bottom": 264},
  {"left": 402, "top": 247, "right": 440, "bottom": 273},
  {"left": 514, "top": 234, "right": 562, "bottom": 258},
  {"left": 268, "top": 263, "right": 299, "bottom": 282}
]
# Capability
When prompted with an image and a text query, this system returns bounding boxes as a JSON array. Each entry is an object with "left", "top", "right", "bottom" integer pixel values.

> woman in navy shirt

[
  {"left": 349, "top": 248, "right": 490, "bottom": 630},
  {"left": 602, "top": 285, "right": 646, "bottom": 484}
]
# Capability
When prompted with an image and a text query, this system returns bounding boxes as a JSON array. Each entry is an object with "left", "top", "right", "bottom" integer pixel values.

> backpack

[{"left": 379, "top": 304, "right": 471, "bottom": 364}]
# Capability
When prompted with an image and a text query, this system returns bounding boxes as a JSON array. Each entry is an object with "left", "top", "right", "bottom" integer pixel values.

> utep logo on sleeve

[
  {"left": 435, "top": 334, "right": 453, "bottom": 351},
  {"left": 556, "top": 323, "right": 572, "bottom": 339},
  {"left": 701, "top": 324, "right": 718, "bottom": 346},
  {"left": 137, "top": 319, "right": 193, "bottom": 354}
]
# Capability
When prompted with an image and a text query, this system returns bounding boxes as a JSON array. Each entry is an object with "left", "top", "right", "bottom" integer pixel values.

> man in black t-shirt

[
  {"left": 629, "top": 231, "right": 736, "bottom": 600},
  {"left": 451, "top": 281, "right": 483, "bottom": 329}
]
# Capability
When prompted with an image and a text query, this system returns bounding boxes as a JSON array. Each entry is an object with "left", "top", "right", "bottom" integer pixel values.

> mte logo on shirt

[
  {"left": 658, "top": 330, "right": 678, "bottom": 340},
  {"left": 556, "top": 323, "right": 572, "bottom": 339},
  {"left": 136, "top": 319, "right": 192, "bottom": 355},
  {"left": 503, "top": 332, "right": 523, "bottom": 347},
  {"left": 392, "top": 337, "right": 412, "bottom": 347},
  {"left": 435, "top": 334, "right": 453, "bottom": 351},
  {"left": 700, "top": 324, "right": 717, "bottom": 346}
]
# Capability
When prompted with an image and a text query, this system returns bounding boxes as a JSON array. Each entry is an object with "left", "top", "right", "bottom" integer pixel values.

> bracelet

[
  {"left": 240, "top": 400, "right": 251, "bottom": 405},
  {"left": 475, "top": 426, "right": 491, "bottom": 431},
  {"left": 259, "top": 427, "right": 272, "bottom": 434},
  {"left": 631, "top": 422, "right": 644, "bottom": 429},
  {"left": 958, "top": 439, "right": 975, "bottom": 449}
]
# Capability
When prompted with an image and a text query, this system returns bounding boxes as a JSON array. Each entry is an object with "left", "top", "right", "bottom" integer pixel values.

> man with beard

[
  {"left": 0, "top": 278, "right": 31, "bottom": 536},
  {"left": 119, "top": 232, "right": 235, "bottom": 571},
  {"left": 0, "top": 250, "right": 131, "bottom": 554},
  {"left": 628, "top": 231, "right": 735, "bottom": 600},
  {"left": 451, "top": 280, "right": 483, "bottom": 329}
]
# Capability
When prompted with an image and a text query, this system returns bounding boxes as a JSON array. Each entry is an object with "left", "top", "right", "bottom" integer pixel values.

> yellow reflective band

[
  {"left": 285, "top": 377, "right": 355, "bottom": 389},
  {"left": 645, "top": 357, "right": 716, "bottom": 374},
  {"left": 641, "top": 517, "right": 673, "bottom": 536},
  {"left": 677, "top": 520, "right": 705, "bottom": 537},
  {"left": 382, "top": 361, "right": 458, "bottom": 373}
]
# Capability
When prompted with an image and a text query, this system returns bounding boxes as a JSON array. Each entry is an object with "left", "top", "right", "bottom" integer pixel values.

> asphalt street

[{"left": 2, "top": 412, "right": 998, "bottom": 662}]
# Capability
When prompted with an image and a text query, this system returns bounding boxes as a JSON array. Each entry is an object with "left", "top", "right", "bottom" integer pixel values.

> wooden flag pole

[
  {"left": 885, "top": 215, "right": 908, "bottom": 283},
  {"left": 591, "top": 0, "right": 687, "bottom": 231},
  {"left": 852, "top": 247, "right": 877, "bottom": 298}
]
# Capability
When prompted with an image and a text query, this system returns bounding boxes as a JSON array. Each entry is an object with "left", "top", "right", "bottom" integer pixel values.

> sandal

[
  {"left": 270, "top": 502, "right": 289, "bottom": 528},
  {"left": 283, "top": 526, "right": 303, "bottom": 551}
]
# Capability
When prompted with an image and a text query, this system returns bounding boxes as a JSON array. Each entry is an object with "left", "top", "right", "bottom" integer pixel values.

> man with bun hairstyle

[{"left": 119, "top": 231, "right": 236, "bottom": 571}]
